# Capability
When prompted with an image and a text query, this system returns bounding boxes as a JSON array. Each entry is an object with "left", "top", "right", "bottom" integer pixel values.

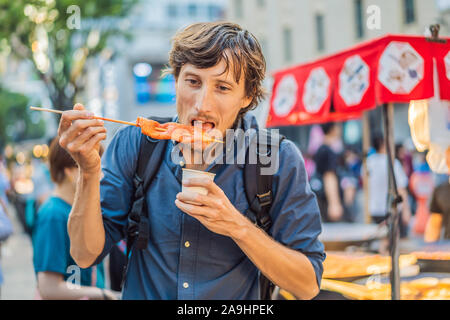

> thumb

[{"left": 73, "top": 103, "right": 85, "bottom": 111}]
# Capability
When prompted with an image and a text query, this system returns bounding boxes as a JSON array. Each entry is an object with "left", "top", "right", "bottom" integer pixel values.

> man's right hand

[{"left": 58, "top": 103, "right": 107, "bottom": 174}]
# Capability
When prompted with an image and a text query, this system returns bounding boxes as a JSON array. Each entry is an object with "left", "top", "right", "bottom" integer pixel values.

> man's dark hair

[
  {"left": 372, "top": 132, "right": 385, "bottom": 152},
  {"left": 164, "top": 21, "right": 266, "bottom": 119}
]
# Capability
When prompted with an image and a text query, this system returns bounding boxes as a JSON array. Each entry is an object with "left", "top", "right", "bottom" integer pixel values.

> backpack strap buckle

[
  {"left": 256, "top": 191, "right": 272, "bottom": 207},
  {"left": 133, "top": 175, "right": 143, "bottom": 188},
  {"left": 257, "top": 213, "right": 272, "bottom": 231}
]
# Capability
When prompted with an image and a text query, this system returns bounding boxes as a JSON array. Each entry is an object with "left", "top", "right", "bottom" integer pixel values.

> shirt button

[
  {"left": 179, "top": 160, "right": 185, "bottom": 167},
  {"left": 183, "top": 282, "right": 189, "bottom": 289},
  {"left": 184, "top": 241, "right": 190, "bottom": 248}
]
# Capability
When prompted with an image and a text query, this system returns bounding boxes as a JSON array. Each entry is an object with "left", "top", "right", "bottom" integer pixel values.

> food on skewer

[
  {"left": 136, "top": 117, "right": 222, "bottom": 145},
  {"left": 29, "top": 107, "right": 223, "bottom": 145}
]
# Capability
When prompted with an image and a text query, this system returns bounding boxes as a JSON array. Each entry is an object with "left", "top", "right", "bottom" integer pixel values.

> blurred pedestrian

[
  {"left": 0, "top": 152, "right": 10, "bottom": 212},
  {"left": 424, "top": 180, "right": 450, "bottom": 242},
  {"left": 339, "top": 147, "right": 362, "bottom": 222},
  {"left": 24, "top": 156, "right": 54, "bottom": 236},
  {"left": 0, "top": 150, "right": 13, "bottom": 298},
  {"left": 365, "top": 133, "right": 411, "bottom": 239},
  {"left": 313, "top": 122, "right": 345, "bottom": 222},
  {"left": 32, "top": 138, "right": 117, "bottom": 300},
  {"left": 395, "top": 143, "right": 414, "bottom": 178},
  {"left": 424, "top": 148, "right": 450, "bottom": 242}
]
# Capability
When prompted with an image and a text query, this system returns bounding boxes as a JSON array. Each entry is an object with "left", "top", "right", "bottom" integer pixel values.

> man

[
  {"left": 58, "top": 22, "right": 324, "bottom": 300},
  {"left": 313, "top": 122, "right": 344, "bottom": 222},
  {"left": 366, "top": 133, "right": 411, "bottom": 237}
]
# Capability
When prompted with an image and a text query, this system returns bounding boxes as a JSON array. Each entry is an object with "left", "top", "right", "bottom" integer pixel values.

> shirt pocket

[{"left": 208, "top": 200, "right": 249, "bottom": 262}]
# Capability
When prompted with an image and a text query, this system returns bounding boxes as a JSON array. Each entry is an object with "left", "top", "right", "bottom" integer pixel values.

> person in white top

[{"left": 364, "top": 133, "right": 411, "bottom": 239}]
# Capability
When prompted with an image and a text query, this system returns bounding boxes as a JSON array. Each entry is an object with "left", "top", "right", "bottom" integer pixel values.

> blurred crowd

[
  {"left": 0, "top": 124, "right": 448, "bottom": 299},
  {"left": 303, "top": 122, "right": 449, "bottom": 251}
]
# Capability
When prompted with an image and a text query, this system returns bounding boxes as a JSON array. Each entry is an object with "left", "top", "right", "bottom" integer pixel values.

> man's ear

[{"left": 240, "top": 96, "right": 253, "bottom": 111}]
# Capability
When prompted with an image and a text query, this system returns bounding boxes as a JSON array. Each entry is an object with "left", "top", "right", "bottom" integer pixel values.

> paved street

[{"left": 0, "top": 205, "right": 36, "bottom": 300}]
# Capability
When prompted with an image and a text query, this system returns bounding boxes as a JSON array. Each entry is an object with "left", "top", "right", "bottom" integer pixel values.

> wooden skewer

[
  {"left": 30, "top": 106, "right": 223, "bottom": 143},
  {"left": 30, "top": 106, "right": 138, "bottom": 127}
]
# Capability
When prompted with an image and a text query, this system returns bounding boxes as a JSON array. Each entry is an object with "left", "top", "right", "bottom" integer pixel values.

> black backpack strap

[
  {"left": 243, "top": 129, "right": 285, "bottom": 300},
  {"left": 121, "top": 116, "right": 172, "bottom": 290},
  {"left": 126, "top": 138, "right": 168, "bottom": 253},
  {"left": 244, "top": 129, "right": 285, "bottom": 231}
]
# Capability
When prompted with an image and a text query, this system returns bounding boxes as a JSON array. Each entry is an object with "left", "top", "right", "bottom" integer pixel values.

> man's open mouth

[{"left": 190, "top": 119, "right": 216, "bottom": 132}]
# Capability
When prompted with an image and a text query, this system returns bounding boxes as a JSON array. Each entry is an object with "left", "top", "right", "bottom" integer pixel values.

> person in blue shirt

[
  {"left": 32, "top": 138, "right": 117, "bottom": 300},
  {"left": 57, "top": 22, "right": 325, "bottom": 300}
]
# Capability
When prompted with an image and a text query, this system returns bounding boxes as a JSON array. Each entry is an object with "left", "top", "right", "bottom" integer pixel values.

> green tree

[
  {"left": 0, "top": 0, "right": 137, "bottom": 110},
  {"left": 0, "top": 86, "right": 46, "bottom": 148}
]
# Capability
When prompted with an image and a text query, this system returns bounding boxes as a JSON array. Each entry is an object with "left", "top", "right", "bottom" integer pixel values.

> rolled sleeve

[
  {"left": 92, "top": 126, "right": 141, "bottom": 265},
  {"left": 269, "top": 140, "right": 326, "bottom": 287}
]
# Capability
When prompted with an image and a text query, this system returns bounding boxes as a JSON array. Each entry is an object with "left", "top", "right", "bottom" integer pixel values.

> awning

[{"left": 267, "top": 34, "right": 450, "bottom": 127}]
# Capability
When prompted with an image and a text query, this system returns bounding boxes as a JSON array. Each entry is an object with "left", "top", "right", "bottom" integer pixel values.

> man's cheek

[{"left": 177, "top": 94, "right": 195, "bottom": 124}]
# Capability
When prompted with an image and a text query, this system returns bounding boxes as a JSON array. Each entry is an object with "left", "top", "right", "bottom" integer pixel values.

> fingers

[
  {"left": 176, "top": 190, "right": 223, "bottom": 209},
  {"left": 58, "top": 103, "right": 94, "bottom": 136},
  {"left": 65, "top": 125, "right": 107, "bottom": 153},
  {"left": 174, "top": 198, "right": 216, "bottom": 220},
  {"left": 59, "top": 119, "right": 105, "bottom": 149},
  {"left": 182, "top": 178, "right": 223, "bottom": 196},
  {"left": 81, "top": 132, "right": 107, "bottom": 154},
  {"left": 57, "top": 103, "right": 108, "bottom": 163}
]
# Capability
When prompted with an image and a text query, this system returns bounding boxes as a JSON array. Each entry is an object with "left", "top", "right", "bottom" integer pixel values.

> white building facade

[{"left": 225, "top": 0, "right": 445, "bottom": 148}]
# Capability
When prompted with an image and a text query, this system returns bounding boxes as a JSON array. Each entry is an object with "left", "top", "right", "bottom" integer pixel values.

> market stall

[{"left": 268, "top": 26, "right": 450, "bottom": 300}]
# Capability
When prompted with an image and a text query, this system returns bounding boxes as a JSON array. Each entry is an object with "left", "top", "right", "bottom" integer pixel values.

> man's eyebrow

[
  {"left": 183, "top": 71, "right": 236, "bottom": 87},
  {"left": 183, "top": 71, "right": 200, "bottom": 78},
  {"left": 216, "top": 79, "right": 235, "bottom": 88}
]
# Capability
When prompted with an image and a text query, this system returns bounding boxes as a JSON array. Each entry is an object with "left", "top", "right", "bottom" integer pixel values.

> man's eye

[
  {"left": 186, "top": 79, "right": 199, "bottom": 85},
  {"left": 218, "top": 86, "right": 230, "bottom": 91}
]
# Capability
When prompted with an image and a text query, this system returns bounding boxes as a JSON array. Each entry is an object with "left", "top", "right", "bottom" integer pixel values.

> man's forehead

[{"left": 180, "top": 56, "right": 244, "bottom": 85}]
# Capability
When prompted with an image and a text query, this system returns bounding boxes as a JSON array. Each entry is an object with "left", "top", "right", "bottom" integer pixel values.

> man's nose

[{"left": 195, "top": 86, "right": 214, "bottom": 113}]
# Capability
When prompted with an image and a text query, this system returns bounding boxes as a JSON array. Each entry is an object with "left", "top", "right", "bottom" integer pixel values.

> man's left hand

[{"left": 175, "top": 178, "right": 247, "bottom": 239}]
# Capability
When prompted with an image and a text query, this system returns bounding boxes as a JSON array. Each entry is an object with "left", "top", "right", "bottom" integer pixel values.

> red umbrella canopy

[{"left": 267, "top": 34, "right": 450, "bottom": 128}]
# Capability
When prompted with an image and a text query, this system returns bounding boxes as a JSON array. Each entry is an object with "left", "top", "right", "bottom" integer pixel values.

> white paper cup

[{"left": 181, "top": 168, "right": 216, "bottom": 205}]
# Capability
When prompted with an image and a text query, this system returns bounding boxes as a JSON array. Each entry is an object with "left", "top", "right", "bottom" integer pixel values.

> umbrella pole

[{"left": 382, "top": 103, "right": 402, "bottom": 300}]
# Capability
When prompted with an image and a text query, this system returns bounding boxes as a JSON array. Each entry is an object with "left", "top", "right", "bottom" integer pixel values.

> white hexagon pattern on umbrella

[
  {"left": 272, "top": 74, "right": 298, "bottom": 117},
  {"left": 378, "top": 41, "right": 424, "bottom": 94},
  {"left": 302, "top": 67, "right": 330, "bottom": 113},
  {"left": 339, "top": 55, "right": 370, "bottom": 106}
]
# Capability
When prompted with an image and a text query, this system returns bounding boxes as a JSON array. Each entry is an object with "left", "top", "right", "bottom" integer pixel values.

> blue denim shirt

[{"left": 93, "top": 113, "right": 325, "bottom": 300}]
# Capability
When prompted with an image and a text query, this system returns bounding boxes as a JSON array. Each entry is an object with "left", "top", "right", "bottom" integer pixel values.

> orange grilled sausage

[{"left": 136, "top": 117, "right": 221, "bottom": 145}]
